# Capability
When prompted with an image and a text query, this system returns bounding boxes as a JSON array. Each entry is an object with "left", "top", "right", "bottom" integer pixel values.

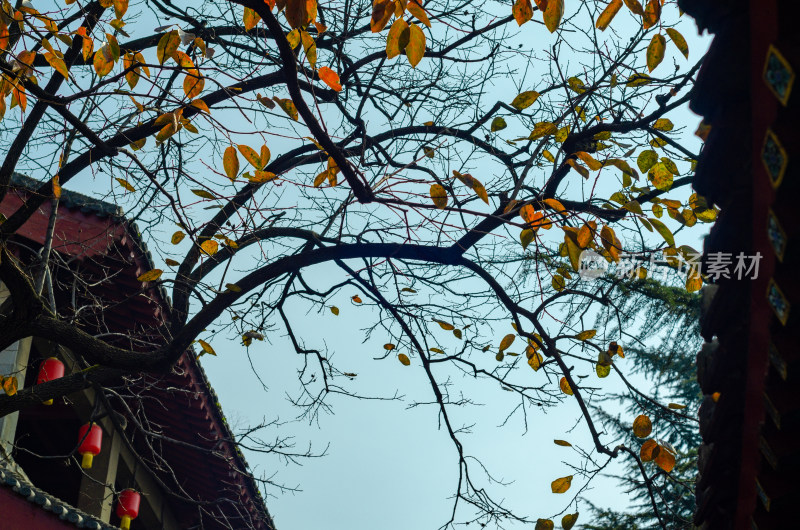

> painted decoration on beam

[
  {"left": 767, "top": 209, "right": 787, "bottom": 262},
  {"left": 762, "top": 129, "right": 788, "bottom": 189},
  {"left": 767, "top": 278, "right": 790, "bottom": 326},
  {"left": 763, "top": 45, "right": 795, "bottom": 106}
]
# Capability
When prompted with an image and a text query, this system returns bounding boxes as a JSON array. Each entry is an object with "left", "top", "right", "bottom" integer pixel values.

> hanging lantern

[
  {"left": 77, "top": 423, "right": 102, "bottom": 469},
  {"left": 116, "top": 489, "right": 141, "bottom": 530},
  {"left": 36, "top": 357, "right": 65, "bottom": 405}
]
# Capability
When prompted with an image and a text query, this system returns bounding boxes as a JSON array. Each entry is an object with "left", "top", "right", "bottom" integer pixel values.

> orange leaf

[
  {"left": 642, "top": 0, "right": 660, "bottom": 30},
  {"left": 223, "top": 146, "right": 239, "bottom": 180},
  {"left": 632, "top": 414, "right": 652, "bottom": 438},
  {"left": 386, "top": 18, "right": 411, "bottom": 59},
  {"left": 243, "top": 7, "right": 261, "bottom": 31},
  {"left": 543, "top": 0, "right": 564, "bottom": 33},
  {"left": 137, "top": 269, "right": 163, "bottom": 282},
  {"left": 640, "top": 439, "right": 659, "bottom": 462},
  {"left": 430, "top": 184, "right": 448, "bottom": 209},
  {"left": 318, "top": 66, "right": 342, "bottom": 91},
  {"left": 407, "top": 0, "right": 431, "bottom": 27},
  {"left": 646, "top": 34, "right": 666, "bottom": 72},
  {"left": 596, "top": 0, "right": 622, "bottom": 30},
  {"left": 406, "top": 23, "right": 425, "bottom": 67},
  {"left": 654, "top": 444, "right": 676, "bottom": 472},
  {"left": 559, "top": 376, "right": 573, "bottom": 395},
  {"left": 550, "top": 475, "right": 572, "bottom": 493},
  {"left": 513, "top": 0, "right": 533, "bottom": 26},
  {"left": 238, "top": 144, "right": 263, "bottom": 169}
]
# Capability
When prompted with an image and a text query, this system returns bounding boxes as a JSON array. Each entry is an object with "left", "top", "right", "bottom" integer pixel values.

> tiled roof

[{"left": 0, "top": 464, "right": 117, "bottom": 529}]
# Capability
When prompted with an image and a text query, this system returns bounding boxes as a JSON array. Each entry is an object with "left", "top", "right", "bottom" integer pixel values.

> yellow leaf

[
  {"left": 575, "top": 329, "right": 596, "bottom": 341},
  {"left": 632, "top": 414, "right": 652, "bottom": 438},
  {"left": 543, "top": 0, "right": 564, "bottom": 32},
  {"left": 2, "top": 376, "right": 17, "bottom": 396},
  {"left": 430, "top": 347, "right": 444, "bottom": 354},
  {"left": 243, "top": 7, "right": 261, "bottom": 31},
  {"left": 649, "top": 162, "right": 673, "bottom": 191},
  {"left": 156, "top": 30, "right": 180, "bottom": 65},
  {"left": 115, "top": 178, "right": 136, "bottom": 192},
  {"left": 44, "top": 52, "right": 69, "bottom": 80},
  {"left": 686, "top": 271, "right": 702, "bottom": 292},
  {"left": 555, "top": 126, "right": 569, "bottom": 143},
  {"left": 528, "top": 350, "right": 543, "bottom": 371},
  {"left": 576, "top": 151, "right": 602, "bottom": 171},
  {"left": 114, "top": 0, "right": 129, "bottom": 19},
  {"left": 330, "top": 306, "right": 339, "bottom": 315},
  {"left": 198, "top": 339, "right": 216, "bottom": 356},
  {"left": 190, "top": 100, "right": 211, "bottom": 113},
  {"left": 528, "top": 122, "right": 557, "bottom": 140},
  {"left": 596, "top": 363, "right": 611, "bottom": 378},
  {"left": 559, "top": 377, "right": 573, "bottom": 396},
  {"left": 406, "top": 23, "right": 425, "bottom": 68},
  {"left": 535, "top": 519, "right": 554, "bottom": 530},
  {"left": 646, "top": 34, "right": 666, "bottom": 72},
  {"left": 511, "top": 90, "right": 539, "bottom": 110},
  {"left": 407, "top": 0, "right": 431, "bottom": 27},
  {"left": 595, "top": 0, "right": 622, "bottom": 30},
  {"left": 637, "top": 150, "right": 658, "bottom": 173},
  {"left": 542, "top": 150, "right": 555, "bottom": 163},
  {"left": 238, "top": 144, "right": 263, "bottom": 169},
  {"left": 286, "top": 28, "right": 301, "bottom": 49},
  {"left": 567, "top": 77, "right": 586, "bottom": 94},
  {"left": 397, "top": 353, "right": 411, "bottom": 366},
  {"left": 649, "top": 217, "right": 674, "bottom": 247},
  {"left": 386, "top": 18, "right": 411, "bottom": 59},
  {"left": 93, "top": 44, "right": 115, "bottom": 77},
  {"left": 668, "top": 403, "right": 686, "bottom": 409},
  {"left": 562, "top": 513, "right": 579, "bottom": 530},
  {"left": 171, "top": 231, "right": 185, "bottom": 244},
  {"left": 652, "top": 118, "right": 673, "bottom": 131},
  {"left": 491, "top": 117, "right": 507, "bottom": 132},
  {"left": 301, "top": 30, "right": 317, "bottom": 68},
  {"left": 250, "top": 170, "right": 277, "bottom": 184},
  {"left": 552, "top": 274, "right": 565, "bottom": 292},
  {"left": 223, "top": 146, "right": 239, "bottom": 180},
  {"left": 430, "top": 184, "right": 448, "bottom": 209},
  {"left": 550, "top": 475, "right": 573, "bottom": 494},
  {"left": 183, "top": 69, "right": 204, "bottom": 99},
  {"left": 200, "top": 239, "right": 218, "bottom": 255},
  {"left": 498, "top": 334, "right": 515, "bottom": 351},
  {"left": 137, "top": 269, "right": 163, "bottom": 282},
  {"left": 513, "top": 0, "right": 533, "bottom": 26},
  {"left": 434, "top": 319, "right": 455, "bottom": 331},
  {"left": 553, "top": 439, "right": 572, "bottom": 447},
  {"left": 225, "top": 283, "right": 242, "bottom": 292},
  {"left": 275, "top": 97, "right": 300, "bottom": 121},
  {"left": 191, "top": 189, "right": 215, "bottom": 199},
  {"left": 626, "top": 72, "right": 651, "bottom": 86},
  {"left": 666, "top": 28, "right": 689, "bottom": 59}
]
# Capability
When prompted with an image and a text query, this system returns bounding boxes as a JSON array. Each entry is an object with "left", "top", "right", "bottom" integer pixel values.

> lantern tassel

[
  {"left": 81, "top": 453, "right": 94, "bottom": 469},
  {"left": 120, "top": 515, "right": 132, "bottom": 530}
]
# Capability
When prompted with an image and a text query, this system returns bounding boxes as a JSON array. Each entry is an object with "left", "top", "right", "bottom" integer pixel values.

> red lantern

[
  {"left": 116, "top": 489, "right": 140, "bottom": 530},
  {"left": 36, "top": 358, "right": 64, "bottom": 405},
  {"left": 77, "top": 423, "right": 102, "bottom": 469}
]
